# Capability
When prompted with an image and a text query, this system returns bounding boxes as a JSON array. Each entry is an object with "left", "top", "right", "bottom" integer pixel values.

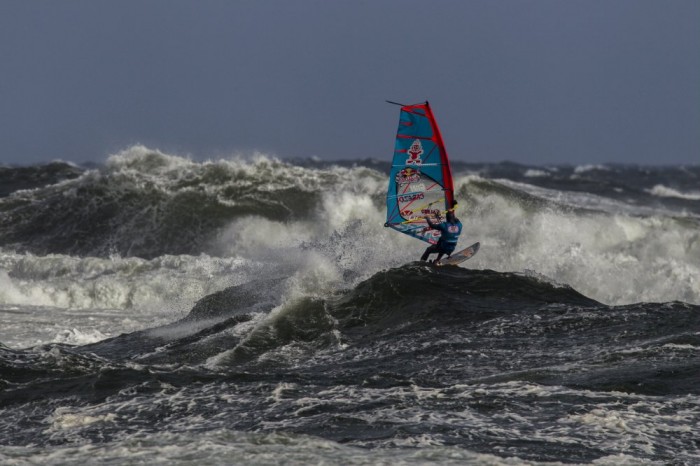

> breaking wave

[{"left": 0, "top": 146, "right": 699, "bottom": 308}]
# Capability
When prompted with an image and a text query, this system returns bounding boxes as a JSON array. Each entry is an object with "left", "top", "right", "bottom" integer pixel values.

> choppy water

[{"left": 1, "top": 146, "right": 699, "bottom": 465}]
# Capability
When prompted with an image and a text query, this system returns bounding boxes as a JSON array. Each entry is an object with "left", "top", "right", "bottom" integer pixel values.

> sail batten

[{"left": 385, "top": 102, "right": 454, "bottom": 245}]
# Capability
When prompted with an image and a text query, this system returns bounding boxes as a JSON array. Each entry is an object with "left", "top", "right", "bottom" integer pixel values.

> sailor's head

[{"left": 446, "top": 200, "right": 458, "bottom": 222}]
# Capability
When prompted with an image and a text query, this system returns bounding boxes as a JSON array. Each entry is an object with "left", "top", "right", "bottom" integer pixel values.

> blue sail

[{"left": 385, "top": 102, "right": 454, "bottom": 245}]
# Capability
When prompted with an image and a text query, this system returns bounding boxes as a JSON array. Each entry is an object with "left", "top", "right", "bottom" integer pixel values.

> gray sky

[{"left": 1, "top": 0, "right": 698, "bottom": 165}]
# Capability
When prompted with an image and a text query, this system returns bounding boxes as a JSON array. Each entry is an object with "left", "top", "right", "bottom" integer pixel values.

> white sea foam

[
  {"left": 524, "top": 169, "right": 550, "bottom": 178},
  {"left": 493, "top": 177, "right": 682, "bottom": 217},
  {"left": 52, "top": 328, "right": 110, "bottom": 345},
  {"left": 46, "top": 406, "right": 117, "bottom": 431},
  {"left": 0, "top": 428, "right": 550, "bottom": 466},
  {"left": 574, "top": 164, "right": 609, "bottom": 174},
  {"left": 0, "top": 251, "right": 250, "bottom": 311},
  {"left": 0, "top": 251, "right": 258, "bottom": 348},
  {"left": 647, "top": 184, "right": 700, "bottom": 201},
  {"left": 458, "top": 175, "right": 700, "bottom": 305},
  {"left": 210, "top": 178, "right": 410, "bottom": 282}
]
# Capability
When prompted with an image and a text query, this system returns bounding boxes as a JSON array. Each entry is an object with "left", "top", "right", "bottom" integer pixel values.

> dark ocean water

[{"left": 1, "top": 147, "right": 699, "bottom": 465}]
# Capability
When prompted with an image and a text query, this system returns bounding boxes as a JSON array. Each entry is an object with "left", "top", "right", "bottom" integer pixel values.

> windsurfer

[{"left": 420, "top": 200, "right": 462, "bottom": 263}]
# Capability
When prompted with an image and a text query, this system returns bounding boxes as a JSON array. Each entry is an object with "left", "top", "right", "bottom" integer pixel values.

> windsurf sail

[{"left": 385, "top": 101, "right": 455, "bottom": 245}]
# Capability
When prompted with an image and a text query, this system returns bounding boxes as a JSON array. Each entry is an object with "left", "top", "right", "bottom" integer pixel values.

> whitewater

[{"left": 1, "top": 146, "right": 698, "bottom": 465}]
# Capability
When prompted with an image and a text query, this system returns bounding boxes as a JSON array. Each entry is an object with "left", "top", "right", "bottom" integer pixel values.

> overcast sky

[{"left": 1, "top": 0, "right": 698, "bottom": 165}]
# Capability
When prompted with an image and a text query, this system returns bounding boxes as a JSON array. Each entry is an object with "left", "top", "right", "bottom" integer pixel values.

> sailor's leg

[
  {"left": 421, "top": 244, "right": 438, "bottom": 261},
  {"left": 435, "top": 245, "right": 453, "bottom": 264}
]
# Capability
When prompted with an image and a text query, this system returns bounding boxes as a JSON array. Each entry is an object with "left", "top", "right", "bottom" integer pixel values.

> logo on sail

[
  {"left": 395, "top": 167, "right": 421, "bottom": 185},
  {"left": 406, "top": 139, "right": 424, "bottom": 165}
]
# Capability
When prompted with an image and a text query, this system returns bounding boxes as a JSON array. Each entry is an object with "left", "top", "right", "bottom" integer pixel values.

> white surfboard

[{"left": 436, "top": 242, "right": 480, "bottom": 266}]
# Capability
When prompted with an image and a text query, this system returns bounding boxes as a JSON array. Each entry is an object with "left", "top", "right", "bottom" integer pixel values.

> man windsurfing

[
  {"left": 385, "top": 101, "right": 479, "bottom": 266},
  {"left": 420, "top": 200, "right": 462, "bottom": 263}
]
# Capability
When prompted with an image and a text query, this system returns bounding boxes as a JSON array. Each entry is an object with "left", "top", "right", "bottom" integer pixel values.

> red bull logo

[
  {"left": 395, "top": 167, "right": 421, "bottom": 185},
  {"left": 406, "top": 139, "right": 424, "bottom": 165}
]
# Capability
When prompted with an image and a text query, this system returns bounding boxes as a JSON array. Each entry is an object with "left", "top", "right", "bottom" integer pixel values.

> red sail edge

[{"left": 422, "top": 102, "right": 455, "bottom": 209}]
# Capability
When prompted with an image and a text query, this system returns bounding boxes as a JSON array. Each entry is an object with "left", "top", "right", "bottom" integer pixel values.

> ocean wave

[
  {"left": 5, "top": 265, "right": 699, "bottom": 393},
  {"left": 4, "top": 151, "right": 700, "bottom": 464},
  {"left": 523, "top": 169, "right": 550, "bottom": 178},
  {"left": 0, "top": 250, "right": 253, "bottom": 311},
  {"left": 1, "top": 262, "right": 699, "bottom": 464},
  {"left": 574, "top": 164, "right": 610, "bottom": 174},
  {"left": 647, "top": 184, "right": 700, "bottom": 201},
  {"left": 0, "top": 161, "right": 84, "bottom": 198},
  {"left": 0, "top": 146, "right": 385, "bottom": 259},
  {"left": 0, "top": 147, "right": 699, "bottom": 313}
]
